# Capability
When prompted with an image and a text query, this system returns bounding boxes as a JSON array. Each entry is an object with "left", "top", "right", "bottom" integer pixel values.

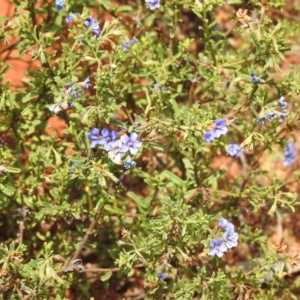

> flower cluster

[
  {"left": 157, "top": 271, "right": 167, "bottom": 280},
  {"left": 122, "top": 38, "right": 137, "bottom": 51},
  {"left": 226, "top": 144, "right": 243, "bottom": 158},
  {"left": 49, "top": 78, "right": 90, "bottom": 113},
  {"left": 250, "top": 72, "right": 261, "bottom": 83},
  {"left": 145, "top": 0, "right": 160, "bottom": 10},
  {"left": 70, "top": 162, "right": 79, "bottom": 174},
  {"left": 257, "top": 96, "right": 289, "bottom": 125},
  {"left": 203, "top": 119, "right": 228, "bottom": 143},
  {"left": 67, "top": 77, "right": 90, "bottom": 100},
  {"left": 154, "top": 83, "right": 167, "bottom": 91},
  {"left": 283, "top": 141, "right": 297, "bottom": 167},
  {"left": 208, "top": 218, "right": 239, "bottom": 258},
  {"left": 123, "top": 157, "right": 137, "bottom": 169},
  {"left": 88, "top": 128, "right": 142, "bottom": 164},
  {"left": 65, "top": 14, "right": 101, "bottom": 39},
  {"left": 84, "top": 16, "right": 101, "bottom": 39},
  {"left": 157, "top": 264, "right": 167, "bottom": 280},
  {"left": 65, "top": 13, "right": 79, "bottom": 24}
]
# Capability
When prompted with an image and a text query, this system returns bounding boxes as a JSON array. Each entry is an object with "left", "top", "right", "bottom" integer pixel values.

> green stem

[{"left": 203, "top": 11, "right": 217, "bottom": 66}]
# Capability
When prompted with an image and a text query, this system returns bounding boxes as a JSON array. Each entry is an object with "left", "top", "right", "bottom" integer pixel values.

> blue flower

[
  {"left": 120, "top": 132, "right": 142, "bottom": 155},
  {"left": 83, "top": 77, "right": 90, "bottom": 90},
  {"left": 250, "top": 72, "right": 261, "bottom": 83},
  {"left": 123, "top": 157, "right": 137, "bottom": 169},
  {"left": 122, "top": 41, "right": 130, "bottom": 52},
  {"left": 252, "top": 77, "right": 261, "bottom": 83},
  {"left": 208, "top": 239, "right": 227, "bottom": 257},
  {"left": 154, "top": 83, "right": 166, "bottom": 91},
  {"left": 145, "top": 0, "right": 160, "bottom": 10},
  {"left": 212, "top": 119, "right": 228, "bottom": 138},
  {"left": 65, "top": 83, "right": 83, "bottom": 101},
  {"left": 218, "top": 218, "right": 234, "bottom": 232},
  {"left": 226, "top": 144, "right": 243, "bottom": 158},
  {"left": 66, "top": 14, "right": 74, "bottom": 23},
  {"left": 266, "top": 111, "right": 277, "bottom": 121},
  {"left": 223, "top": 228, "right": 239, "bottom": 249},
  {"left": 88, "top": 128, "right": 101, "bottom": 148},
  {"left": 70, "top": 162, "right": 79, "bottom": 174},
  {"left": 203, "top": 132, "right": 214, "bottom": 143},
  {"left": 84, "top": 16, "right": 101, "bottom": 39},
  {"left": 107, "top": 140, "right": 126, "bottom": 163},
  {"left": 283, "top": 141, "right": 297, "bottom": 167},
  {"left": 278, "top": 96, "right": 287, "bottom": 109},
  {"left": 122, "top": 38, "right": 137, "bottom": 51},
  {"left": 278, "top": 112, "right": 289, "bottom": 123},
  {"left": 157, "top": 271, "right": 167, "bottom": 280},
  {"left": 257, "top": 116, "right": 266, "bottom": 125},
  {"left": 48, "top": 101, "right": 72, "bottom": 113},
  {"left": 55, "top": 0, "right": 64, "bottom": 10},
  {"left": 65, "top": 13, "right": 80, "bottom": 24},
  {"left": 97, "top": 128, "right": 119, "bottom": 151}
]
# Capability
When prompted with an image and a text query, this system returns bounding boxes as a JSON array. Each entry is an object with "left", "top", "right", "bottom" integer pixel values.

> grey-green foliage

[{"left": 0, "top": 0, "right": 299, "bottom": 299}]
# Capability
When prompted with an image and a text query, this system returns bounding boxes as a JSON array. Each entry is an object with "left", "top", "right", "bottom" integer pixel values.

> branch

[{"left": 57, "top": 209, "right": 103, "bottom": 275}]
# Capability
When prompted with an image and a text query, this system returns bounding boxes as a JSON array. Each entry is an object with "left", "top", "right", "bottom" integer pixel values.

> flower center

[{"left": 128, "top": 142, "right": 133, "bottom": 147}]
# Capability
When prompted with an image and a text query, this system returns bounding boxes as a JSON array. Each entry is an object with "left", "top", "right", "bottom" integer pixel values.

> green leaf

[
  {"left": 52, "top": 148, "right": 62, "bottom": 165},
  {"left": 203, "top": 169, "right": 225, "bottom": 186},
  {"left": 127, "top": 192, "right": 148, "bottom": 208},
  {"left": 101, "top": 270, "right": 112, "bottom": 282},
  {"left": 104, "top": 205, "right": 125, "bottom": 215},
  {"left": 161, "top": 170, "right": 185, "bottom": 186},
  {"left": 21, "top": 91, "right": 41, "bottom": 103},
  {"left": 5, "top": 167, "right": 21, "bottom": 173}
]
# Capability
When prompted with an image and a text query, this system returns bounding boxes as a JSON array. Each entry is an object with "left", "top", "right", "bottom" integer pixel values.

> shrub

[{"left": 0, "top": 0, "right": 300, "bottom": 299}]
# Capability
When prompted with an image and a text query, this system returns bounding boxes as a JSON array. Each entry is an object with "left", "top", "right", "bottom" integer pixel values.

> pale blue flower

[
  {"left": 120, "top": 132, "right": 142, "bottom": 155},
  {"left": 145, "top": 0, "right": 160, "bottom": 10},
  {"left": 218, "top": 218, "right": 234, "bottom": 232},
  {"left": 88, "top": 128, "right": 101, "bottom": 148},
  {"left": 278, "top": 96, "right": 287, "bottom": 109},
  {"left": 203, "top": 132, "right": 214, "bottom": 143},
  {"left": 157, "top": 271, "right": 167, "bottom": 280},
  {"left": 227, "top": 144, "right": 243, "bottom": 158},
  {"left": 212, "top": 119, "right": 227, "bottom": 138},
  {"left": 123, "top": 158, "right": 137, "bottom": 169},
  {"left": 83, "top": 77, "right": 90, "bottom": 90},
  {"left": 84, "top": 16, "right": 101, "bottom": 38},
  {"left": 107, "top": 140, "right": 126, "bottom": 163},
  {"left": 266, "top": 111, "right": 277, "bottom": 121},
  {"left": 208, "top": 239, "right": 227, "bottom": 257},
  {"left": 283, "top": 141, "right": 297, "bottom": 166},
  {"left": 223, "top": 228, "right": 239, "bottom": 249},
  {"left": 122, "top": 38, "right": 137, "bottom": 51},
  {"left": 55, "top": 0, "right": 64, "bottom": 10},
  {"left": 97, "top": 128, "right": 119, "bottom": 151}
]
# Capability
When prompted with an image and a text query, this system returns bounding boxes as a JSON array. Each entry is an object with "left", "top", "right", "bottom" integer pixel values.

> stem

[
  {"left": 123, "top": 107, "right": 135, "bottom": 125},
  {"left": 203, "top": 11, "right": 217, "bottom": 66},
  {"left": 57, "top": 209, "right": 103, "bottom": 275},
  {"left": 222, "top": 59, "right": 247, "bottom": 68},
  {"left": 18, "top": 221, "right": 24, "bottom": 244}
]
